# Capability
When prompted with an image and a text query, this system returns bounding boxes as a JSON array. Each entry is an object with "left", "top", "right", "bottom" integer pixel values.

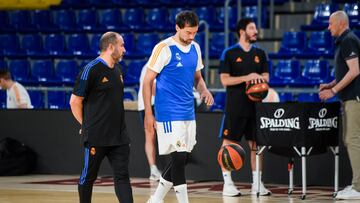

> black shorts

[{"left": 219, "top": 113, "right": 256, "bottom": 142}]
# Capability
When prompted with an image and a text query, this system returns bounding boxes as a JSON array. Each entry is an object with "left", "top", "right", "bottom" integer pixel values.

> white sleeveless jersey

[
  {"left": 147, "top": 37, "right": 203, "bottom": 122},
  {"left": 7, "top": 82, "right": 33, "bottom": 109}
]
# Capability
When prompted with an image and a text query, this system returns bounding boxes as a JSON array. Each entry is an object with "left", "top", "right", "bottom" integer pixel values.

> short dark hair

[
  {"left": 175, "top": 10, "right": 199, "bottom": 29},
  {"left": 0, "top": 70, "right": 11, "bottom": 80},
  {"left": 235, "top": 18, "right": 255, "bottom": 37},
  {"left": 99, "top": 32, "right": 120, "bottom": 52}
]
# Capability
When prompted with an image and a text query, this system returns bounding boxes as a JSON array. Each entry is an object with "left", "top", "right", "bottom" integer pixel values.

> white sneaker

[
  {"left": 336, "top": 187, "right": 360, "bottom": 200},
  {"left": 146, "top": 196, "right": 164, "bottom": 203},
  {"left": 251, "top": 182, "right": 271, "bottom": 196},
  {"left": 149, "top": 169, "right": 161, "bottom": 181},
  {"left": 337, "top": 185, "right": 353, "bottom": 196},
  {"left": 223, "top": 183, "right": 241, "bottom": 197}
]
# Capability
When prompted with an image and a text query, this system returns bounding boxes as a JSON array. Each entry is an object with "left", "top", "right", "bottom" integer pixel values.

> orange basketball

[
  {"left": 246, "top": 82, "right": 269, "bottom": 102},
  {"left": 217, "top": 144, "right": 246, "bottom": 171}
]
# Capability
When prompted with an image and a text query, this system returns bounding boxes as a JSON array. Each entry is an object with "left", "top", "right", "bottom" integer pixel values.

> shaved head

[
  {"left": 330, "top": 11, "right": 349, "bottom": 26},
  {"left": 328, "top": 11, "right": 349, "bottom": 37}
]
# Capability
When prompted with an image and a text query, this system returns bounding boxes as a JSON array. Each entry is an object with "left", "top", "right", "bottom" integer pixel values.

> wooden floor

[{"left": 0, "top": 175, "right": 347, "bottom": 203}]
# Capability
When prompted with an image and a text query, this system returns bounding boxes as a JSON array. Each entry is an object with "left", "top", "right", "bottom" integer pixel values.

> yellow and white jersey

[{"left": 7, "top": 82, "right": 33, "bottom": 109}]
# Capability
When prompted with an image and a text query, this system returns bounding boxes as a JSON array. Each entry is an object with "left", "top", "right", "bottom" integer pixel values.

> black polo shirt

[
  {"left": 73, "top": 57, "right": 130, "bottom": 146},
  {"left": 334, "top": 29, "right": 360, "bottom": 101},
  {"left": 219, "top": 43, "right": 269, "bottom": 117}
]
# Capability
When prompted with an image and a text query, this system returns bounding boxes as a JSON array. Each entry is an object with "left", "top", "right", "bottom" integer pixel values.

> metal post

[
  {"left": 199, "top": 20, "right": 209, "bottom": 83},
  {"left": 224, "top": 0, "right": 231, "bottom": 48},
  {"left": 270, "top": 0, "right": 274, "bottom": 29},
  {"left": 257, "top": 0, "right": 262, "bottom": 28},
  {"left": 301, "top": 147, "right": 306, "bottom": 200},
  {"left": 288, "top": 158, "right": 294, "bottom": 195},
  {"left": 237, "top": 0, "right": 242, "bottom": 21}
]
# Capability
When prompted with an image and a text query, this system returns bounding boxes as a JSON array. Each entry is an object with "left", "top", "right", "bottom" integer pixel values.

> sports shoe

[
  {"left": 146, "top": 196, "right": 164, "bottom": 203},
  {"left": 223, "top": 183, "right": 241, "bottom": 197},
  {"left": 149, "top": 167, "right": 161, "bottom": 181},
  {"left": 251, "top": 182, "right": 271, "bottom": 196},
  {"left": 337, "top": 185, "right": 352, "bottom": 196},
  {"left": 336, "top": 187, "right": 360, "bottom": 200}
]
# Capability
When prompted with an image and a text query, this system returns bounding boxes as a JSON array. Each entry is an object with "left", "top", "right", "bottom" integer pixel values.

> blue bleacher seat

[
  {"left": 270, "top": 60, "right": 301, "bottom": 86},
  {"left": 210, "top": 33, "right": 236, "bottom": 58},
  {"left": 299, "top": 60, "right": 329, "bottom": 86},
  {"left": 301, "top": 3, "right": 338, "bottom": 31},
  {"left": 33, "top": 10, "right": 55, "bottom": 32},
  {"left": 28, "top": 91, "right": 44, "bottom": 109},
  {"left": 9, "top": 60, "right": 32, "bottom": 85},
  {"left": 297, "top": 93, "right": 321, "bottom": 102},
  {"left": 32, "top": 60, "right": 58, "bottom": 85},
  {"left": 344, "top": 3, "right": 360, "bottom": 28},
  {"left": 124, "top": 92, "right": 134, "bottom": 101},
  {"left": 211, "top": 92, "right": 226, "bottom": 111},
  {"left": 56, "top": 60, "right": 79, "bottom": 85},
  {"left": 123, "top": 8, "right": 147, "bottom": 31},
  {"left": 122, "top": 33, "right": 136, "bottom": 58},
  {"left": 0, "top": 60, "right": 7, "bottom": 71},
  {"left": 302, "top": 31, "right": 333, "bottom": 58},
  {"left": 135, "top": 33, "right": 159, "bottom": 57},
  {"left": 0, "top": 90, "right": 6, "bottom": 109},
  {"left": 0, "top": 34, "right": 23, "bottom": 58},
  {"left": 168, "top": 8, "right": 185, "bottom": 25},
  {"left": 60, "top": 0, "right": 90, "bottom": 8},
  {"left": 269, "top": 31, "right": 306, "bottom": 59},
  {"left": 88, "top": 0, "right": 114, "bottom": 7},
  {"left": 9, "top": 10, "right": 33, "bottom": 32},
  {"left": 159, "top": 0, "right": 186, "bottom": 6},
  {"left": 44, "top": 34, "right": 69, "bottom": 57},
  {"left": 53, "top": 10, "right": 76, "bottom": 31},
  {"left": 124, "top": 60, "right": 146, "bottom": 86},
  {"left": 99, "top": 9, "right": 124, "bottom": 31},
  {"left": 68, "top": 34, "right": 91, "bottom": 57},
  {"left": 134, "top": 0, "right": 160, "bottom": 6},
  {"left": 146, "top": 8, "right": 171, "bottom": 31},
  {"left": 21, "top": 34, "right": 46, "bottom": 57},
  {"left": 217, "top": 7, "right": 238, "bottom": 30},
  {"left": 195, "top": 32, "right": 205, "bottom": 55},
  {"left": 0, "top": 11, "right": 11, "bottom": 32},
  {"left": 278, "top": 92, "right": 293, "bottom": 102},
  {"left": 77, "top": 9, "right": 98, "bottom": 31},
  {"left": 90, "top": 34, "right": 101, "bottom": 56},
  {"left": 48, "top": 91, "right": 67, "bottom": 109},
  {"left": 196, "top": 7, "right": 219, "bottom": 31}
]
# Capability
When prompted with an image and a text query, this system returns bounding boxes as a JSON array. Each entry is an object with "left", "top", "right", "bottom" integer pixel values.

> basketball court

[{"left": 0, "top": 175, "right": 347, "bottom": 203}]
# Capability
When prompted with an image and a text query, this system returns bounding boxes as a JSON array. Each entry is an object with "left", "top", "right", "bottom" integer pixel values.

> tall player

[{"left": 143, "top": 11, "right": 213, "bottom": 203}]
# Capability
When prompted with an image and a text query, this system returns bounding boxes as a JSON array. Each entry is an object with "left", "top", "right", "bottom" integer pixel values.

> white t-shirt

[
  {"left": 137, "top": 64, "right": 155, "bottom": 111},
  {"left": 7, "top": 82, "right": 33, "bottom": 109}
]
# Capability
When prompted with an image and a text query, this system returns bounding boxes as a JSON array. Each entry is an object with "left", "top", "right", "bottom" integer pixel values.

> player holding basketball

[
  {"left": 218, "top": 18, "right": 270, "bottom": 196},
  {"left": 143, "top": 10, "right": 213, "bottom": 203}
]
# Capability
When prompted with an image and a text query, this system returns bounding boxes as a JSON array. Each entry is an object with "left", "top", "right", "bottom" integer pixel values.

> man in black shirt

[
  {"left": 319, "top": 11, "right": 360, "bottom": 200},
  {"left": 218, "top": 18, "right": 270, "bottom": 197},
  {"left": 70, "top": 32, "right": 133, "bottom": 203}
]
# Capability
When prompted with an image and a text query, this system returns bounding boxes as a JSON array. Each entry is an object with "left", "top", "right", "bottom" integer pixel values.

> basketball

[
  {"left": 217, "top": 144, "right": 246, "bottom": 171},
  {"left": 246, "top": 82, "right": 269, "bottom": 102}
]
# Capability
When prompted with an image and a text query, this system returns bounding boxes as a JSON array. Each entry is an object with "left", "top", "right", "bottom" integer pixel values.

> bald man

[
  {"left": 319, "top": 11, "right": 360, "bottom": 200},
  {"left": 70, "top": 32, "right": 133, "bottom": 203}
]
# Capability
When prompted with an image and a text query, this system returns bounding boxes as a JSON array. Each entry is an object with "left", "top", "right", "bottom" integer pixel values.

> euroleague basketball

[
  {"left": 217, "top": 144, "right": 246, "bottom": 171},
  {"left": 246, "top": 81, "right": 269, "bottom": 102}
]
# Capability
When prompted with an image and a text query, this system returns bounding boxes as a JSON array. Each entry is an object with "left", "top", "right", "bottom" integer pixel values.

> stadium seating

[
  {"left": 269, "top": 32, "right": 306, "bottom": 59},
  {"left": 9, "top": 59, "right": 32, "bottom": 85},
  {"left": 124, "top": 60, "right": 146, "bottom": 86},
  {"left": 28, "top": 90, "right": 44, "bottom": 108},
  {"left": 146, "top": 8, "right": 172, "bottom": 31},
  {"left": 0, "top": 90, "right": 5, "bottom": 109},
  {"left": 297, "top": 93, "right": 321, "bottom": 102},
  {"left": 0, "top": 60, "right": 7, "bottom": 71},
  {"left": 270, "top": 60, "right": 301, "bottom": 86},
  {"left": 211, "top": 92, "right": 226, "bottom": 111},
  {"left": 44, "top": 34, "right": 70, "bottom": 57},
  {"left": 21, "top": 34, "right": 47, "bottom": 58},
  {"left": 77, "top": 9, "right": 98, "bottom": 31},
  {"left": 0, "top": 34, "right": 23, "bottom": 58},
  {"left": 53, "top": 10, "right": 76, "bottom": 31},
  {"left": 67, "top": 34, "right": 92, "bottom": 58},
  {"left": 8, "top": 10, "right": 34, "bottom": 32},
  {"left": 48, "top": 91, "right": 67, "bottom": 109},
  {"left": 298, "top": 60, "right": 329, "bottom": 86},
  {"left": 278, "top": 92, "right": 293, "bottom": 102},
  {"left": 31, "top": 60, "right": 58, "bottom": 85},
  {"left": 99, "top": 9, "right": 126, "bottom": 31},
  {"left": 33, "top": 10, "right": 55, "bottom": 32},
  {"left": 55, "top": 60, "right": 79, "bottom": 85},
  {"left": 301, "top": 3, "right": 338, "bottom": 31},
  {"left": 135, "top": 33, "right": 159, "bottom": 57},
  {"left": 123, "top": 8, "right": 147, "bottom": 31},
  {"left": 344, "top": 3, "right": 360, "bottom": 28},
  {"left": 302, "top": 31, "right": 333, "bottom": 59}
]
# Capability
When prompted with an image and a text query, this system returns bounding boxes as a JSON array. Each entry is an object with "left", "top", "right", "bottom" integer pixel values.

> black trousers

[{"left": 78, "top": 144, "right": 133, "bottom": 203}]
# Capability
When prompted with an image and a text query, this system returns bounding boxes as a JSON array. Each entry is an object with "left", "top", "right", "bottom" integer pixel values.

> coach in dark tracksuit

[{"left": 70, "top": 32, "right": 133, "bottom": 203}]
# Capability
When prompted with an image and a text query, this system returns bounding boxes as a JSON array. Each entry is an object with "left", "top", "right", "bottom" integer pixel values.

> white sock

[
  {"left": 174, "top": 184, "right": 189, "bottom": 203},
  {"left": 252, "top": 171, "right": 262, "bottom": 185},
  {"left": 222, "top": 171, "right": 233, "bottom": 185},
  {"left": 150, "top": 165, "right": 160, "bottom": 174},
  {"left": 152, "top": 177, "right": 173, "bottom": 202}
]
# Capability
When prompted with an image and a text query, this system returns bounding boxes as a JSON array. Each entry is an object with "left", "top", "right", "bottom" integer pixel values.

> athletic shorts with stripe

[{"left": 156, "top": 120, "right": 196, "bottom": 155}]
